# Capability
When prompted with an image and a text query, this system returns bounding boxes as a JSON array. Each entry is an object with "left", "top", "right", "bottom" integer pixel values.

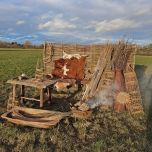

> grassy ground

[
  {"left": 136, "top": 55, "right": 152, "bottom": 72},
  {"left": 0, "top": 49, "right": 150, "bottom": 152},
  {"left": 136, "top": 55, "right": 152, "bottom": 65}
]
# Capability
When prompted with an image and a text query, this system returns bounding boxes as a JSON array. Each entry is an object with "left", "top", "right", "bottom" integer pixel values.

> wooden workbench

[{"left": 7, "top": 78, "right": 58, "bottom": 107}]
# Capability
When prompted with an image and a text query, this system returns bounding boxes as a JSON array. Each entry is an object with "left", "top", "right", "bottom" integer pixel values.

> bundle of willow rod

[{"left": 112, "top": 41, "right": 132, "bottom": 70}]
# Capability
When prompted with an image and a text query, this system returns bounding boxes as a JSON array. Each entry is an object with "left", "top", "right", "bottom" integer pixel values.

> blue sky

[{"left": 0, "top": 0, "right": 151, "bottom": 44}]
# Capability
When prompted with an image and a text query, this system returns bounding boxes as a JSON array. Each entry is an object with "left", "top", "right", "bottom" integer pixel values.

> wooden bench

[{"left": 7, "top": 78, "right": 57, "bottom": 107}]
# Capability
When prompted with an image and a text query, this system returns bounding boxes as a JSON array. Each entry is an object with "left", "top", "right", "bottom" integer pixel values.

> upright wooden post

[
  {"left": 12, "top": 84, "right": 16, "bottom": 103},
  {"left": 40, "top": 88, "right": 44, "bottom": 107},
  {"left": 47, "top": 88, "right": 52, "bottom": 102},
  {"left": 43, "top": 42, "right": 46, "bottom": 73},
  {"left": 21, "top": 85, "right": 25, "bottom": 103}
]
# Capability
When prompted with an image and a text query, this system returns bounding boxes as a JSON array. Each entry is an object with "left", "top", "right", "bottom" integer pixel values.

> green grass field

[
  {"left": 0, "top": 49, "right": 42, "bottom": 81},
  {"left": 136, "top": 55, "right": 152, "bottom": 65},
  {"left": 136, "top": 55, "right": 152, "bottom": 73},
  {"left": 0, "top": 49, "right": 151, "bottom": 152}
]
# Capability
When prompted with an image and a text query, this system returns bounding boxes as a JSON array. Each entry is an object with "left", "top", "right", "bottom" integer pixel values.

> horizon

[{"left": 0, "top": 0, "right": 152, "bottom": 45}]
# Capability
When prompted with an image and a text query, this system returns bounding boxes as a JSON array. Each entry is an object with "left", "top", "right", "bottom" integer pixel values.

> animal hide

[{"left": 52, "top": 57, "right": 86, "bottom": 80}]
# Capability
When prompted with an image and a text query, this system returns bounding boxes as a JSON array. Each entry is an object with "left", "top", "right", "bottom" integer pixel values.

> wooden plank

[
  {"left": 82, "top": 44, "right": 113, "bottom": 100},
  {"left": 7, "top": 79, "right": 57, "bottom": 89}
]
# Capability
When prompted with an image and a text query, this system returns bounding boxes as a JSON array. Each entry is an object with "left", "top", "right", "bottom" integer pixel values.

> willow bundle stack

[
  {"left": 112, "top": 41, "right": 132, "bottom": 112},
  {"left": 112, "top": 41, "right": 131, "bottom": 70}
]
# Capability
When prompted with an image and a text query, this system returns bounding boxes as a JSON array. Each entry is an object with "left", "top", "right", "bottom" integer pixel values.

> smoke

[
  {"left": 135, "top": 65, "right": 152, "bottom": 113},
  {"left": 86, "top": 87, "right": 115, "bottom": 109},
  {"left": 140, "top": 73, "right": 152, "bottom": 112},
  {"left": 84, "top": 65, "right": 152, "bottom": 111}
]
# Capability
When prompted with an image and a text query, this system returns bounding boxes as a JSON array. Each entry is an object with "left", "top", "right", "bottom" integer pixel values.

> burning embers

[
  {"left": 77, "top": 87, "right": 131, "bottom": 113},
  {"left": 78, "top": 88, "right": 114, "bottom": 111},
  {"left": 77, "top": 67, "right": 131, "bottom": 113}
]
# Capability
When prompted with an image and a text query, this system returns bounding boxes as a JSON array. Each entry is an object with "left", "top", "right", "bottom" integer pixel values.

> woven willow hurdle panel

[
  {"left": 43, "top": 43, "right": 107, "bottom": 75},
  {"left": 43, "top": 42, "right": 143, "bottom": 113}
]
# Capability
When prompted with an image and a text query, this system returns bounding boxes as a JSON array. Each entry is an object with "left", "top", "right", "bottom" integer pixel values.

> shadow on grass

[
  {"left": 135, "top": 65, "right": 152, "bottom": 152},
  {"left": 145, "top": 76, "right": 152, "bottom": 151}
]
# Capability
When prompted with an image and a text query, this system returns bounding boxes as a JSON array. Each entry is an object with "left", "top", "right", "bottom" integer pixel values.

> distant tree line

[
  {"left": 0, "top": 40, "right": 43, "bottom": 49},
  {"left": 137, "top": 43, "right": 152, "bottom": 55},
  {"left": 0, "top": 40, "right": 152, "bottom": 55}
]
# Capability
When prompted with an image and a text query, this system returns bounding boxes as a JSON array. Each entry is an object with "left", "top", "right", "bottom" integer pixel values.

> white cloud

[
  {"left": 16, "top": 20, "right": 25, "bottom": 25},
  {"left": 70, "top": 17, "right": 79, "bottom": 21},
  {"left": 0, "top": 0, "right": 151, "bottom": 44},
  {"left": 38, "top": 16, "right": 76, "bottom": 30},
  {"left": 41, "top": 14, "right": 50, "bottom": 20},
  {"left": 93, "top": 18, "right": 141, "bottom": 32},
  {"left": 134, "top": 7, "right": 151, "bottom": 16}
]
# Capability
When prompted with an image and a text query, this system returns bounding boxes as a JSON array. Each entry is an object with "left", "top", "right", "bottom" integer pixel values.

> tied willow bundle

[{"left": 112, "top": 41, "right": 132, "bottom": 70}]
